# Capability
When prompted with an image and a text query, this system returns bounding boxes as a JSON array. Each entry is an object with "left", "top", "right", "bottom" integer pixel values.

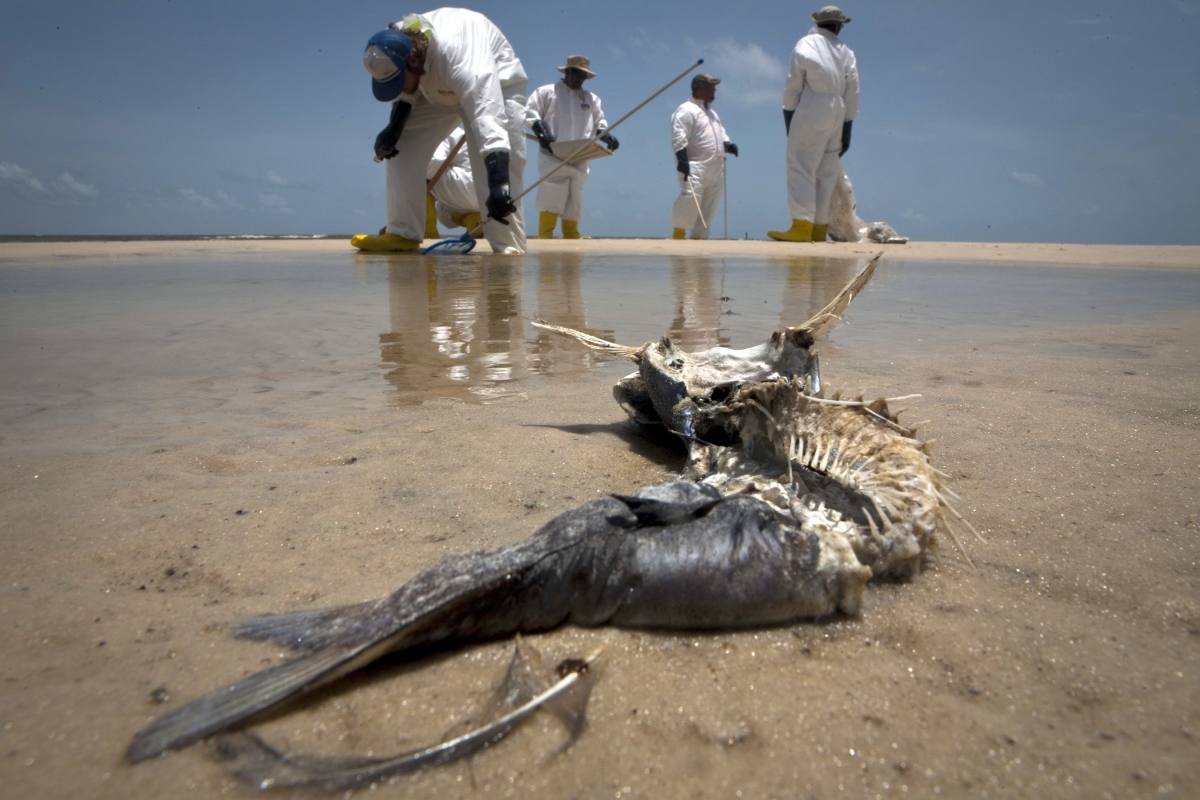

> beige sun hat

[
  {"left": 557, "top": 55, "right": 596, "bottom": 79},
  {"left": 812, "top": 5, "right": 851, "bottom": 24}
]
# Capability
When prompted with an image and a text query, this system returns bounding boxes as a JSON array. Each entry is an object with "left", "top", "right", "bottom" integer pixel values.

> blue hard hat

[{"left": 364, "top": 29, "right": 412, "bottom": 102}]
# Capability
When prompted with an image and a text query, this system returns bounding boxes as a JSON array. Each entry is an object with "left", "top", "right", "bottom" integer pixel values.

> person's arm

[
  {"left": 672, "top": 105, "right": 691, "bottom": 165},
  {"left": 593, "top": 93, "right": 618, "bottom": 150},
  {"left": 781, "top": 48, "right": 806, "bottom": 134},
  {"left": 843, "top": 52, "right": 860, "bottom": 123},
  {"left": 374, "top": 95, "right": 415, "bottom": 160}
]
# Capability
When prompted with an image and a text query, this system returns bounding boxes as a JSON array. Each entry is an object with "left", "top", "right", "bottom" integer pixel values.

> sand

[{"left": 1, "top": 239, "right": 1198, "bottom": 799}]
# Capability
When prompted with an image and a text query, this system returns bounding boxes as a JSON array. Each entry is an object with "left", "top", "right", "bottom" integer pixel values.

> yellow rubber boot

[
  {"left": 672, "top": 227, "right": 686, "bottom": 240},
  {"left": 451, "top": 212, "right": 483, "bottom": 238},
  {"left": 350, "top": 233, "right": 421, "bottom": 252},
  {"left": 561, "top": 219, "right": 581, "bottom": 239},
  {"left": 424, "top": 194, "right": 440, "bottom": 240},
  {"left": 767, "top": 219, "right": 814, "bottom": 242},
  {"left": 538, "top": 211, "right": 559, "bottom": 239},
  {"left": 812, "top": 223, "right": 829, "bottom": 242}
]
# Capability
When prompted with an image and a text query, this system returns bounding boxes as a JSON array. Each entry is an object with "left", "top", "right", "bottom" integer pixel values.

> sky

[{"left": 1, "top": 0, "right": 1198, "bottom": 243}]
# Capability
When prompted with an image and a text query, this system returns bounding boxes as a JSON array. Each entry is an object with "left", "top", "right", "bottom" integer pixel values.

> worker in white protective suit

[
  {"left": 670, "top": 74, "right": 738, "bottom": 240},
  {"left": 352, "top": 9, "right": 527, "bottom": 254},
  {"left": 526, "top": 55, "right": 618, "bottom": 239},
  {"left": 424, "top": 127, "right": 482, "bottom": 239},
  {"left": 768, "top": 5, "right": 859, "bottom": 243}
]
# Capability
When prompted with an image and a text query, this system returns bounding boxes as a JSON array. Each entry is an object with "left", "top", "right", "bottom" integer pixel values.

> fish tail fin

[
  {"left": 231, "top": 601, "right": 381, "bottom": 651},
  {"left": 126, "top": 642, "right": 367, "bottom": 763}
]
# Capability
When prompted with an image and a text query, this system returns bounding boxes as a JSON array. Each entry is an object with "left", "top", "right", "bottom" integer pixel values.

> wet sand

[{"left": 1, "top": 239, "right": 1198, "bottom": 798}]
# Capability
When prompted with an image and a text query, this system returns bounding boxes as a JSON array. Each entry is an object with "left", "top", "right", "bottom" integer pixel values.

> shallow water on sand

[
  {"left": 4, "top": 252, "right": 1197, "bottom": 411},
  {"left": 2, "top": 249, "right": 1199, "bottom": 799}
]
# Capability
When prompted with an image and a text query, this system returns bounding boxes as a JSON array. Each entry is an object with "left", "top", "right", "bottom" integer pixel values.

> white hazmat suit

[
  {"left": 526, "top": 82, "right": 608, "bottom": 222},
  {"left": 426, "top": 127, "right": 479, "bottom": 228},
  {"left": 781, "top": 26, "right": 859, "bottom": 226},
  {"left": 670, "top": 98, "right": 731, "bottom": 240},
  {"left": 383, "top": 9, "right": 528, "bottom": 253}
]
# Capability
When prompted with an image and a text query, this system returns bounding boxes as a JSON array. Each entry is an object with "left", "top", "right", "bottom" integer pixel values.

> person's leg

[
  {"left": 694, "top": 160, "right": 723, "bottom": 240},
  {"left": 534, "top": 150, "right": 566, "bottom": 238},
  {"left": 381, "top": 102, "right": 459, "bottom": 243},
  {"left": 671, "top": 172, "right": 699, "bottom": 237},
  {"left": 811, "top": 122, "right": 845, "bottom": 241},
  {"left": 768, "top": 102, "right": 838, "bottom": 242},
  {"left": 561, "top": 166, "right": 587, "bottom": 238},
  {"left": 465, "top": 92, "right": 528, "bottom": 254}
]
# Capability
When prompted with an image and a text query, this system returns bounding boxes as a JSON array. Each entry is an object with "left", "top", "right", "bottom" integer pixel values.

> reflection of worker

[
  {"left": 425, "top": 127, "right": 482, "bottom": 239},
  {"left": 352, "top": 9, "right": 527, "bottom": 254},
  {"left": 527, "top": 56, "right": 618, "bottom": 240},
  {"left": 670, "top": 74, "right": 737, "bottom": 240},
  {"left": 768, "top": 6, "right": 859, "bottom": 243}
]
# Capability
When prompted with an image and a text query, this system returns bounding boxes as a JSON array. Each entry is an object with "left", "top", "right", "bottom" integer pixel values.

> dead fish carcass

[
  {"left": 128, "top": 481, "right": 871, "bottom": 765},
  {"left": 128, "top": 253, "right": 976, "bottom": 778},
  {"left": 533, "top": 253, "right": 979, "bottom": 579}
]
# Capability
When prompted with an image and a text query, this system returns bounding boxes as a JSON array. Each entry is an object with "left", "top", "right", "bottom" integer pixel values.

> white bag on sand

[{"left": 828, "top": 171, "right": 909, "bottom": 244}]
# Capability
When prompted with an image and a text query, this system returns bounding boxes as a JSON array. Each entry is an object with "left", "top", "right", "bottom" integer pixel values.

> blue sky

[{"left": 1, "top": 0, "right": 1198, "bottom": 243}]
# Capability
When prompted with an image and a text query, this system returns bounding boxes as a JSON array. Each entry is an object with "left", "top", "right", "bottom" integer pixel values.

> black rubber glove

[
  {"left": 840, "top": 119, "right": 853, "bottom": 157},
  {"left": 483, "top": 150, "right": 516, "bottom": 225},
  {"left": 374, "top": 100, "right": 412, "bottom": 161},
  {"left": 531, "top": 120, "right": 554, "bottom": 155},
  {"left": 675, "top": 148, "right": 690, "bottom": 178},
  {"left": 599, "top": 131, "right": 619, "bottom": 151},
  {"left": 724, "top": 141, "right": 738, "bottom": 157},
  {"left": 783, "top": 109, "right": 794, "bottom": 135}
]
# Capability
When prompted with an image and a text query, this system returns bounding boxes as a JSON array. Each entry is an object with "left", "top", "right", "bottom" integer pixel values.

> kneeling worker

[
  {"left": 353, "top": 9, "right": 527, "bottom": 254},
  {"left": 425, "top": 127, "right": 482, "bottom": 239},
  {"left": 670, "top": 74, "right": 737, "bottom": 240},
  {"left": 526, "top": 55, "right": 617, "bottom": 239}
]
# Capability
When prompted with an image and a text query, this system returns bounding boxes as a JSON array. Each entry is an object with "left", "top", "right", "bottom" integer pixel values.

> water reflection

[
  {"left": 528, "top": 251, "right": 616, "bottom": 376},
  {"left": 669, "top": 257, "right": 728, "bottom": 350},
  {"left": 771, "top": 256, "right": 855, "bottom": 329},
  {"left": 380, "top": 256, "right": 526, "bottom": 404},
  {"left": 378, "top": 253, "right": 864, "bottom": 405}
]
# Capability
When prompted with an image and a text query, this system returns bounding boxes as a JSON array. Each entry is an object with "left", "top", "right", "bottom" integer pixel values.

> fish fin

[
  {"left": 793, "top": 252, "right": 882, "bottom": 337},
  {"left": 230, "top": 601, "right": 381, "bottom": 651},
  {"left": 531, "top": 320, "right": 643, "bottom": 361},
  {"left": 127, "top": 641, "right": 374, "bottom": 763}
]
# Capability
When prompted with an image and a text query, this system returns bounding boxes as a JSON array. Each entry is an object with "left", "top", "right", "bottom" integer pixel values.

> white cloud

[
  {"left": 0, "top": 162, "right": 46, "bottom": 191},
  {"left": 900, "top": 209, "right": 929, "bottom": 225},
  {"left": 266, "top": 171, "right": 288, "bottom": 186},
  {"left": 1011, "top": 171, "right": 1046, "bottom": 187},
  {"left": 58, "top": 172, "right": 97, "bottom": 197},
  {"left": 689, "top": 38, "right": 786, "bottom": 107},
  {"left": 215, "top": 190, "right": 244, "bottom": 209},
  {"left": 259, "top": 193, "right": 294, "bottom": 214},
  {"left": 180, "top": 188, "right": 216, "bottom": 209}
]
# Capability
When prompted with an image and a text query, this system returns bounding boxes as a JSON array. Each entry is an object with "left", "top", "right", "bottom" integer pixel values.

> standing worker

[
  {"left": 768, "top": 6, "right": 859, "bottom": 243},
  {"left": 352, "top": 9, "right": 527, "bottom": 254},
  {"left": 670, "top": 74, "right": 737, "bottom": 240},
  {"left": 526, "top": 55, "right": 618, "bottom": 239}
]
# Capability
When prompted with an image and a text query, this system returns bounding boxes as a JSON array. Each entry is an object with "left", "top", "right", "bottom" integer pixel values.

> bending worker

[
  {"left": 526, "top": 55, "right": 618, "bottom": 239},
  {"left": 425, "top": 127, "right": 482, "bottom": 239},
  {"left": 353, "top": 8, "right": 527, "bottom": 254},
  {"left": 670, "top": 74, "right": 737, "bottom": 240},
  {"left": 768, "top": 6, "right": 859, "bottom": 243}
]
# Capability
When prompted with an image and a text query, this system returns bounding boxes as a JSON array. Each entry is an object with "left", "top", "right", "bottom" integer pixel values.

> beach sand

[{"left": 1, "top": 239, "right": 1198, "bottom": 798}]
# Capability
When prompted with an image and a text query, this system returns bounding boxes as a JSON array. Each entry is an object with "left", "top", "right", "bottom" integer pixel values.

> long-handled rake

[{"left": 422, "top": 58, "right": 706, "bottom": 255}]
